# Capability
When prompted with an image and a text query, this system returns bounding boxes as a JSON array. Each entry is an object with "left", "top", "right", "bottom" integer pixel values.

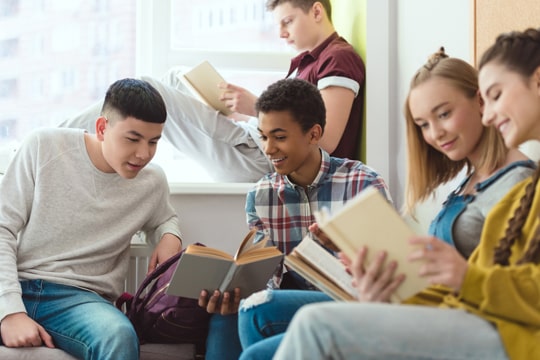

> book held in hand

[
  {"left": 285, "top": 235, "right": 357, "bottom": 301},
  {"left": 166, "top": 229, "right": 283, "bottom": 300},
  {"left": 311, "top": 186, "right": 428, "bottom": 302},
  {"left": 180, "top": 60, "right": 233, "bottom": 116}
]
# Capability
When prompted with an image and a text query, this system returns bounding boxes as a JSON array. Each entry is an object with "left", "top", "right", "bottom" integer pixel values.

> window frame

[{"left": 135, "top": 0, "right": 292, "bottom": 78}]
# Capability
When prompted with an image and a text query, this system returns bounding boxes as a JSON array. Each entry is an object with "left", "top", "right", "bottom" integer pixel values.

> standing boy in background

[
  {"left": 0, "top": 79, "right": 182, "bottom": 360},
  {"left": 59, "top": 0, "right": 365, "bottom": 183}
]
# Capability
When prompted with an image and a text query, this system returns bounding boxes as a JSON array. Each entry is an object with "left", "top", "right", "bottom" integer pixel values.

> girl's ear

[
  {"left": 535, "top": 65, "right": 540, "bottom": 96},
  {"left": 477, "top": 90, "right": 485, "bottom": 113}
]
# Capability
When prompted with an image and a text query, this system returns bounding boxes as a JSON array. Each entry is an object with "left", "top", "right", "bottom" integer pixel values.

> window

[
  {"left": 0, "top": 39, "right": 18, "bottom": 58},
  {"left": 1, "top": 0, "right": 293, "bottom": 182},
  {"left": 0, "top": 0, "right": 18, "bottom": 18},
  {"left": 0, "top": 1, "right": 136, "bottom": 146}
]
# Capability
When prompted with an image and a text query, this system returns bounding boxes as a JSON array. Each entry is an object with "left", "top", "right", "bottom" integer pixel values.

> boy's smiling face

[
  {"left": 97, "top": 115, "right": 164, "bottom": 179},
  {"left": 258, "top": 110, "right": 322, "bottom": 186}
]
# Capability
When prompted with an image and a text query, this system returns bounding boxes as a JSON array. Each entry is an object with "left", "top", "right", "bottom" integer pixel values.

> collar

[
  {"left": 283, "top": 148, "right": 331, "bottom": 189},
  {"left": 287, "top": 32, "right": 340, "bottom": 76}
]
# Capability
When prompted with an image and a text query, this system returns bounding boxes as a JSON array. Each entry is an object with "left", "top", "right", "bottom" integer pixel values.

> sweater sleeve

[
  {"left": 455, "top": 178, "right": 540, "bottom": 326},
  {"left": 0, "top": 133, "right": 38, "bottom": 320},
  {"left": 458, "top": 262, "right": 540, "bottom": 326},
  {"left": 141, "top": 167, "right": 182, "bottom": 245}
]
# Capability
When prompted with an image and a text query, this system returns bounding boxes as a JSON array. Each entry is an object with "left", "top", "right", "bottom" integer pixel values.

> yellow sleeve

[
  {"left": 402, "top": 285, "right": 451, "bottom": 306},
  {"left": 459, "top": 262, "right": 540, "bottom": 326}
]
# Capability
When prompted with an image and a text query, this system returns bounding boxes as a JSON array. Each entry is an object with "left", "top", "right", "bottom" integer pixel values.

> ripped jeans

[{"left": 238, "top": 289, "right": 332, "bottom": 360}]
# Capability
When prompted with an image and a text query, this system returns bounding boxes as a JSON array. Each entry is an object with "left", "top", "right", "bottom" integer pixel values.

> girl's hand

[
  {"left": 350, "top": 246, "right": 405, "bottom": 302},
  {"left": 408, "top": 236, "right": 468, "bottom": 291}
]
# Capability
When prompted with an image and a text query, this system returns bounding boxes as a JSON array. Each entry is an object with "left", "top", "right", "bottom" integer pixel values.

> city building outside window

[{"left": 0, "top": 0, "right": 292, "bottom": 182}]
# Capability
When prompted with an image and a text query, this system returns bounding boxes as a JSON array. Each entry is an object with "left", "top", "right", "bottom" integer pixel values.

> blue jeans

[
  {"left": 274, "top": 302, "right": 509, "bottom": 359},
  {"left": 205, "top": 313, "right": 242, "bottom": 360},
  {"left": 238, "top": 290, "right": 333, "bottom": 360},
  {"left": 2, "top": 280, "right": 139, "bottom": 360}
]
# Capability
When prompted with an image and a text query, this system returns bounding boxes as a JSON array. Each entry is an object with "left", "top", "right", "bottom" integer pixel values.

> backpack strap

[
  {"left": 133, "top": 250, "right": 183, "bottom": 301},
  {"left": 116, "top": 292, "right": 134, "bottom": 311}
]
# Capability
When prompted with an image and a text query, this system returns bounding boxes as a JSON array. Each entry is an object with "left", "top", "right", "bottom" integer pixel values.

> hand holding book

[{"left": 286, "top": 186, "right": 429, "bottom": 302}]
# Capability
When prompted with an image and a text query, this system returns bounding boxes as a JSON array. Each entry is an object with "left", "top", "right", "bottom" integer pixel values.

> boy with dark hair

[
  {"left": 0, "top": 79, "right": 182, "bottom": 360},
  {"left": 198, "top": 78, "right": 389, "bottom": 359},
  {"left": 59, "top": 0, "right": 365, "bottom": 183}
]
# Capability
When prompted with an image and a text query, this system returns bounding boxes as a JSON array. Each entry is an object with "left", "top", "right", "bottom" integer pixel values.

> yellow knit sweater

[{"left": 407, "top": 177, "right": 540, "bottom": 360}]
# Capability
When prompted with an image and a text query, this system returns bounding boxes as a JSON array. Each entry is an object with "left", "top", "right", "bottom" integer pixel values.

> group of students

[{"left": 1, "top": 0, "right": 540, "bottom": 359}]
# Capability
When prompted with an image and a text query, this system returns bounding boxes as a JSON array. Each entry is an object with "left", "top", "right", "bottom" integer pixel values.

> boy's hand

[
  {"left": 0, "top": 312, "right": 55, "bottom": 348},
  {"left": 198, "top": 288, "right": 241, "bottom": 315},
  {"left": 218, "top": 82, "right": 258, "bottom": 117},
  {"left": 309, "top": 223, "right": 340, "bottom": 252},
  {"left": 148, "top": 233, "right": 182, "bottom": 273}
]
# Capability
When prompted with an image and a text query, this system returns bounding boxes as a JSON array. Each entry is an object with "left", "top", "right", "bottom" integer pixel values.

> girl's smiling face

[
  {"left": 408, "top": 77, "right": 484, "bottom": 164},
  {"left": 479, "top": 62, "right": 540, "bottom": 148}
]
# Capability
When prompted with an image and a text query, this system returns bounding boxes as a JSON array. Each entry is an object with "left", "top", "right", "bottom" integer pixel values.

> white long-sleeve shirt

[{"left": 0, "top": 128, "right": 181, "bottom": 321}]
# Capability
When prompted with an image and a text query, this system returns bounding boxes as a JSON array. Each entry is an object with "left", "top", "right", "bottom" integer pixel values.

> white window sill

[{"left": 168, "top": 181, "right": 254, "bottom": 195}]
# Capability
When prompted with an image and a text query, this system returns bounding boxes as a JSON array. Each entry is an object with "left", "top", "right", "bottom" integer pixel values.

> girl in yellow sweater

[{"left": 274, "top": 27, "right": 540, "bottom": 360}]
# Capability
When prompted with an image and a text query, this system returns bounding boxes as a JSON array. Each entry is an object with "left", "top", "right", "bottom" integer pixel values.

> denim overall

[{"left": 428, "top": 160, "right": 535, "bottom": 247}]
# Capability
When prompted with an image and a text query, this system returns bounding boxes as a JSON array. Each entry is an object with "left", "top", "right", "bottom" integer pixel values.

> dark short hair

[
  {"left": 266, "top": 0, "right": 332, "bottom": 21},
  {"left": 101, "top": 78, "right": 167, "bottom": 124},
  {"left": 256, "top": 78, "right": 326, "bottom": 133}
]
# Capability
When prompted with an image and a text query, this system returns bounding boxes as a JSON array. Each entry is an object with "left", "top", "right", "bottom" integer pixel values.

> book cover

[
  {"left": 166, "top": 229, "right": 283, "bottom": 300},
  {"left": 313, "top": 186, "right": 428, "bottom": 302},
  {"left": 181, "top": 60, "right": 233, "bottom": 116}
]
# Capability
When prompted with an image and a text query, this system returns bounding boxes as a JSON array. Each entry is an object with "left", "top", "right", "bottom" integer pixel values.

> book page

[
  {"left": 284, "top": 255, "right": 356, "bottom": 301},
  {"left": 293, "top": 235, "right": 356, "bottom": 297},
  {"left": 314, "top": 186, "right": 428, "bottom": 302},
  {"left": 182, "top": 61, "right": 233, "bottom": 116},
  {"left": 185, "top": 244, "right": 233, "bottom": 261}
]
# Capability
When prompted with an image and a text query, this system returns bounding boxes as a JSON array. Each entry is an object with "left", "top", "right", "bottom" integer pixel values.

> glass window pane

[
  {"left": 0, "top": 1, "right": 136, "bottom": 145},
  {"left": 170, "top": 0, "right": 289, "bottom": 53}
]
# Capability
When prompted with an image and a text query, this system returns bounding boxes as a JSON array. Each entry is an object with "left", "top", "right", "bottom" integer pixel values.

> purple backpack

[{"left": 116, "top": 245, "right": 211, "bottom": 347}]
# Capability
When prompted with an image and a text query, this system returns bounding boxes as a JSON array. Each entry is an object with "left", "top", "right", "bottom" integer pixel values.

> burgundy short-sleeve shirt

[{"left": 286, "top": 32, "right": 365, "bottom": 160}]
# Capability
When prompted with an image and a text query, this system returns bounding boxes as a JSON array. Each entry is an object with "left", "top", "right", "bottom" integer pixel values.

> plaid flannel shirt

[{"left": 245, "top": 149, "right": 392, "bottom": 287}]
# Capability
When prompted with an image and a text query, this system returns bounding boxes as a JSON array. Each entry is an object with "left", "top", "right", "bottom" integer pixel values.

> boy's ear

[
  {"left": 95, "top": 116, "right": 107, "bottom": 140},
  {"left": 309, "top": 124, "right": 323, "bottom": 143},
  {"left": 312, "top": 2, "right": 324, "bottom": 21}
]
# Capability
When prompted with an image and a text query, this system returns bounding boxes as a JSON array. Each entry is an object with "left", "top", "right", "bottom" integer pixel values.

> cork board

[{"left": 472, "top": 0, "right": 540, "bottom": 65}]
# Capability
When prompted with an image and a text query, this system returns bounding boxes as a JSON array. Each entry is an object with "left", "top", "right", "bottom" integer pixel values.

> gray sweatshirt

[{"left": 0, "top": 128, "right": 181, "bottom": 321}]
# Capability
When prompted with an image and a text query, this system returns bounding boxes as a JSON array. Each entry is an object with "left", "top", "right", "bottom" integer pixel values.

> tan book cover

[
  {"left": 166, "top": 229, "right": 283, "bottom": 300},
  {"left": 313, "top": 186, "right": 428, "bottom": 302},
  {"left": 181, "top": 61, "right": 233, "bottom": 116}
]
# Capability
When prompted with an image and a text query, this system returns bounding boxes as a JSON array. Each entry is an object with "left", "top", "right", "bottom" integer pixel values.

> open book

[
  {"left": 166, "top": 229, "right": 283, "bottom": 300},
  {"left": 311, "top": 186, "right": 428, "bottom": 302},
  {"left": 285, "top": 235, "right": 357, "bottom": 301},
  {"left": 180, "top": 60, "right": 233, "bottom": 116}
]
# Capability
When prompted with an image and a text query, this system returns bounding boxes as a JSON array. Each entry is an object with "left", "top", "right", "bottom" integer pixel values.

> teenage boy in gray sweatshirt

[{"left": 0, "top": 78, "right": 182, "bottom": 360}]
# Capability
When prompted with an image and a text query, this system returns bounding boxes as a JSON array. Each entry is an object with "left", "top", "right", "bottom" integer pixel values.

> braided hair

[{"left": 479, "top": 28, "right": 540, "bottom": 265}]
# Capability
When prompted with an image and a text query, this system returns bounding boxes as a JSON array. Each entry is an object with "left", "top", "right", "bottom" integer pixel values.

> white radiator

[{"left": 124, "top": 244, "right": 152, "bottom": 294}]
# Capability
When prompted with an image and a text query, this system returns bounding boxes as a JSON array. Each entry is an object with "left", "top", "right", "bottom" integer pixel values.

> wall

[
  {"left": 366, "top": 0, "right": 472, "bottom": 231},
  {"left": 169, "top": 184, "right": 252, "bottom": 254}
]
